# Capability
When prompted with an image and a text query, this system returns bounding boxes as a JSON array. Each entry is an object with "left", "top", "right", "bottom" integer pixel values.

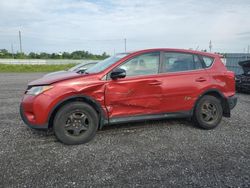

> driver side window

[{"left": 118, "top": 52, "right": 160, "bottom": 77}]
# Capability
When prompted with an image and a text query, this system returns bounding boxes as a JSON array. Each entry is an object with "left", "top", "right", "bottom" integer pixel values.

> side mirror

[{"left": 110, "top": 68, "right": 126, "bottom": 79}]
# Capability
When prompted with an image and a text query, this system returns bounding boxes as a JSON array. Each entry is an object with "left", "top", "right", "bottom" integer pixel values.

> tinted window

[
  {"left": 194, "top": 55, "right": 203, "bottom": 69},
  {"left": 118, "top": 52, "right": 160, "bottom": 77},
  {"left": 202, "top": 56, "right": 214, "bottom": 67},
  {"left": 162, "top": 52, "right": 203, "bottom": 73}
]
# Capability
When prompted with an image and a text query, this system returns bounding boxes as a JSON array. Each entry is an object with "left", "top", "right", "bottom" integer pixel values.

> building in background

[{"left": 224, "top": 53, "right": 250, "bottom": 75}]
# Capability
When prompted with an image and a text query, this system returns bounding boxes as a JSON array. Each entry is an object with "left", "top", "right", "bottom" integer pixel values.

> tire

[
  {"left": 193, "top": 95, "right": 223, "bottom": 130},
  {"left": 53, "top": 102, "right": 98, "bottom": 145}
]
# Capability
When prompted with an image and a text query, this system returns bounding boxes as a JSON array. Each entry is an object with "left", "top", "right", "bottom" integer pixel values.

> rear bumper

[
  {"left": 227, "top": 95, "right": 237, "bottom": 110},
  {"left": 20, "top": 104, "right": 48, "bottom": 130}
]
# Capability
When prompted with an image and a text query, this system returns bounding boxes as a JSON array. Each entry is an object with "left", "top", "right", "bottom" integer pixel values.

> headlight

[{"left": 26, "top": 85, "right": 53, "bottom": 96}]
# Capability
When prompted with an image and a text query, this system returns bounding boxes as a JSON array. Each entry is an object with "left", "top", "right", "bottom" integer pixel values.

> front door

[{"left": 105, "top": 52, "right": 163, "bottom": 118}]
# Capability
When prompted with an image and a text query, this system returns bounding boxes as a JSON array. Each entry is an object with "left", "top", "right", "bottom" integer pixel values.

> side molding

[{"left": 109, "top": 111, "right": 192, "bottom": 125}]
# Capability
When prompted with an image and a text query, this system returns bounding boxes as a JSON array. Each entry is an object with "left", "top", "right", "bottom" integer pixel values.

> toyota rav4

[{"left": 20, "top": 49, "right": 237, "bottom": 145}]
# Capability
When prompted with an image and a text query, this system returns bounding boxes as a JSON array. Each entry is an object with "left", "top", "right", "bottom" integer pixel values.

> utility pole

[
  {"left": 247, "top": 45, "right": 250, "bottom": 54},
  {"left": 209, "top": 40, "right": 212, "bottom": 52},
  {"left": 11, "top": 43, "right": 14, "bottom": 58},
  {"left": 124, "top": 38, "right": 127, "bottom": 52},
  {"left": 19, "top": 31, "right": 22, "bottom": 53}
]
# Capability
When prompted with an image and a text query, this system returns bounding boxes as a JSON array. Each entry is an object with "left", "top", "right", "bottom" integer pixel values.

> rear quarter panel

[{"left": 206, "top": 56, "right": 235, "bottom": 97}]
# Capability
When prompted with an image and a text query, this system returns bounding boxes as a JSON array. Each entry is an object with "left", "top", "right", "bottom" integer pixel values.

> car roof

[{"left": 125, "top": 48, "right": 220, "bottom": 58}]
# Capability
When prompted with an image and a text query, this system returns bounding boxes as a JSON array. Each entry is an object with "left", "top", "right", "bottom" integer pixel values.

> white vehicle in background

[{"left": 43, "top": 62, "right": 97, "bottom": 77}]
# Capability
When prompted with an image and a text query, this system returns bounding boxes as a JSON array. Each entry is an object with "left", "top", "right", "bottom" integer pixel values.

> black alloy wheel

[
  {"left": 53, "top": 102, "right": 98, "bottom": 145},
  {"left": 193, "top": 95, "right": 223, "bottom": 129}
]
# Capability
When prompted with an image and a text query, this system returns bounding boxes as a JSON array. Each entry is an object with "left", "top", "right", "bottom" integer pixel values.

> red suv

[{"left": 20, "top": 49, "right": 237, "bottom": 145}]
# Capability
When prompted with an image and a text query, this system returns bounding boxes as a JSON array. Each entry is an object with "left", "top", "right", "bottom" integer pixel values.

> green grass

[{"left": 0, "top": 64, "right": 77, "bottom": 72}]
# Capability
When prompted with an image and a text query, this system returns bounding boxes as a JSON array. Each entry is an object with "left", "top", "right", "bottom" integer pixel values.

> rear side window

[
  {"left": 162, "top": 52, "right": 203, "bottom": 73},
  {"left": 202, "top": 56, "right": 214, "bottom": 67}
]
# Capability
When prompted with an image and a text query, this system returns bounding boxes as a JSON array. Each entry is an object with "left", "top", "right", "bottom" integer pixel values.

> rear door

[{"left": 157, "top": 52, "right": 210, "bottom": 112}]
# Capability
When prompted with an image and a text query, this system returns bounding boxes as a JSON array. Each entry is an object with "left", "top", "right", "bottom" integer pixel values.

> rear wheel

[
  {"left": 53, "top": 102, "right": 98, "bottom": 145},
  {"left": 193, "top": 95, "right": 223, "bottom": 129}
]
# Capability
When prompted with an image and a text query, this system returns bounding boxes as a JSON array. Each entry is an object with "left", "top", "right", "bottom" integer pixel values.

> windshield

[{"left": 86, "top": 53, "right": 129, "bottom": 74}]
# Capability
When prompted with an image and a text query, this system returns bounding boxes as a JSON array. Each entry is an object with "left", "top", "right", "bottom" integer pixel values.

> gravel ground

[{"left": 0, "top": 73, "right": 249, "bottom": 188}]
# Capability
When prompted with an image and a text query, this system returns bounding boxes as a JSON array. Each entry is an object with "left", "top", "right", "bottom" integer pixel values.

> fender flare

[
  {"left": 192, "top": 89, "right": 231, "bottom": 117},
  {"left": 47, "top": 95, "right": 108, "bottom": 129}
]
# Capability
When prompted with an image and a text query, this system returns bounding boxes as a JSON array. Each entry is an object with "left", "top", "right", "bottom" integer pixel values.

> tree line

[{"left": 0, "top": 49, "right": 109, "bottom": 60}]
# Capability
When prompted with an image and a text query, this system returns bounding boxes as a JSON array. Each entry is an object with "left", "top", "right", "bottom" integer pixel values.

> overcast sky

[{"left": 0, "top": 0, "right": 250, "bottom": 55}]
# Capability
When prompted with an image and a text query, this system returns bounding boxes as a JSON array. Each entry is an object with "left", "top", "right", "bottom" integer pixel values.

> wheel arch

[
  {"left": 48, "top": 95, "right": 108, "bottom": 130},
  {"left": 193, "top": 89, "right": 230, "bottom": 117}
]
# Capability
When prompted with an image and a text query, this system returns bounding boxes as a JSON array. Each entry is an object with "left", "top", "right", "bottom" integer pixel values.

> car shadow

[{"left": 25, "top": 118, "right": 196, "bottom": 138}]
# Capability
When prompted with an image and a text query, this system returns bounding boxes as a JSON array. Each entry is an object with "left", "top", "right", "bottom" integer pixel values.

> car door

[
  {"left": 156, "top": 51, "right": 210, "bottom": 113},
  {"left": 105, "top": 52, "right": 163, "bottom": 118}
]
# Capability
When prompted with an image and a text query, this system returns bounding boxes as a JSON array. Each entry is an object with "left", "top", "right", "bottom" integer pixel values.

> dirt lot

[{"left": 0, "top": 73, "right": 249, "bottom": 187}]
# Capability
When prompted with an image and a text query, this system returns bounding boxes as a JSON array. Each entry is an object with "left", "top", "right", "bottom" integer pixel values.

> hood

[
  {"left": 29, "top": 71, "right": 89, "bottom": 86},
  {"left": 239, "top": 60, "right": 250, "bottom": 75}
]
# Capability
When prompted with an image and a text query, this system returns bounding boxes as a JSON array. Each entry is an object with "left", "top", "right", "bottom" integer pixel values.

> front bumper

[
  {"left": 20, "top": 104, "right": 48, "bottom": 129},
  {"left": 19, "top": 93, "right": 50, "bottom": 130}
]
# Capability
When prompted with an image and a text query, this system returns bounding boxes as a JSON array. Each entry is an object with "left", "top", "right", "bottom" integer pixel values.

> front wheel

[
  {"left": 193, "top": 95, "right": 223, "bottom": 129},
  {"left": 53, "top": 102, "right": 98, "bottom": 145}
]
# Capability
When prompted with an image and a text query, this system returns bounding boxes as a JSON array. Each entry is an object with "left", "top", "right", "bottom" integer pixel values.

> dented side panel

[
  {"left": 53, "top": 78, "right": 109, "bottom": 117},
  {"left": 105, "top": 77, "right": 163, "bottom": 118},
  {"left": 105, "top": 68, "right": 211, "bottom": 118}
]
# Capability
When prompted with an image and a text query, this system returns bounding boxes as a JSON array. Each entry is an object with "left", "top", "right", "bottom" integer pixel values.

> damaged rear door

[{"left": 105, "top": 52, "right": 163, "bottom": 118}]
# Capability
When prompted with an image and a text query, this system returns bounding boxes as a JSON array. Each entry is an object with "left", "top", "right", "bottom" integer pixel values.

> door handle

[
  {"left": 195, "top": 77, "right": 207, "bottom": 82},
  {"left": 148, "top": 81, "right": 162, "bottom": 85}
]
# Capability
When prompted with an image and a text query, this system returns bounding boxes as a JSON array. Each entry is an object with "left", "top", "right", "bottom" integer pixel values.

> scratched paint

[{"left": 105, "top": 78, "right": 162, "bottom": 117}]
